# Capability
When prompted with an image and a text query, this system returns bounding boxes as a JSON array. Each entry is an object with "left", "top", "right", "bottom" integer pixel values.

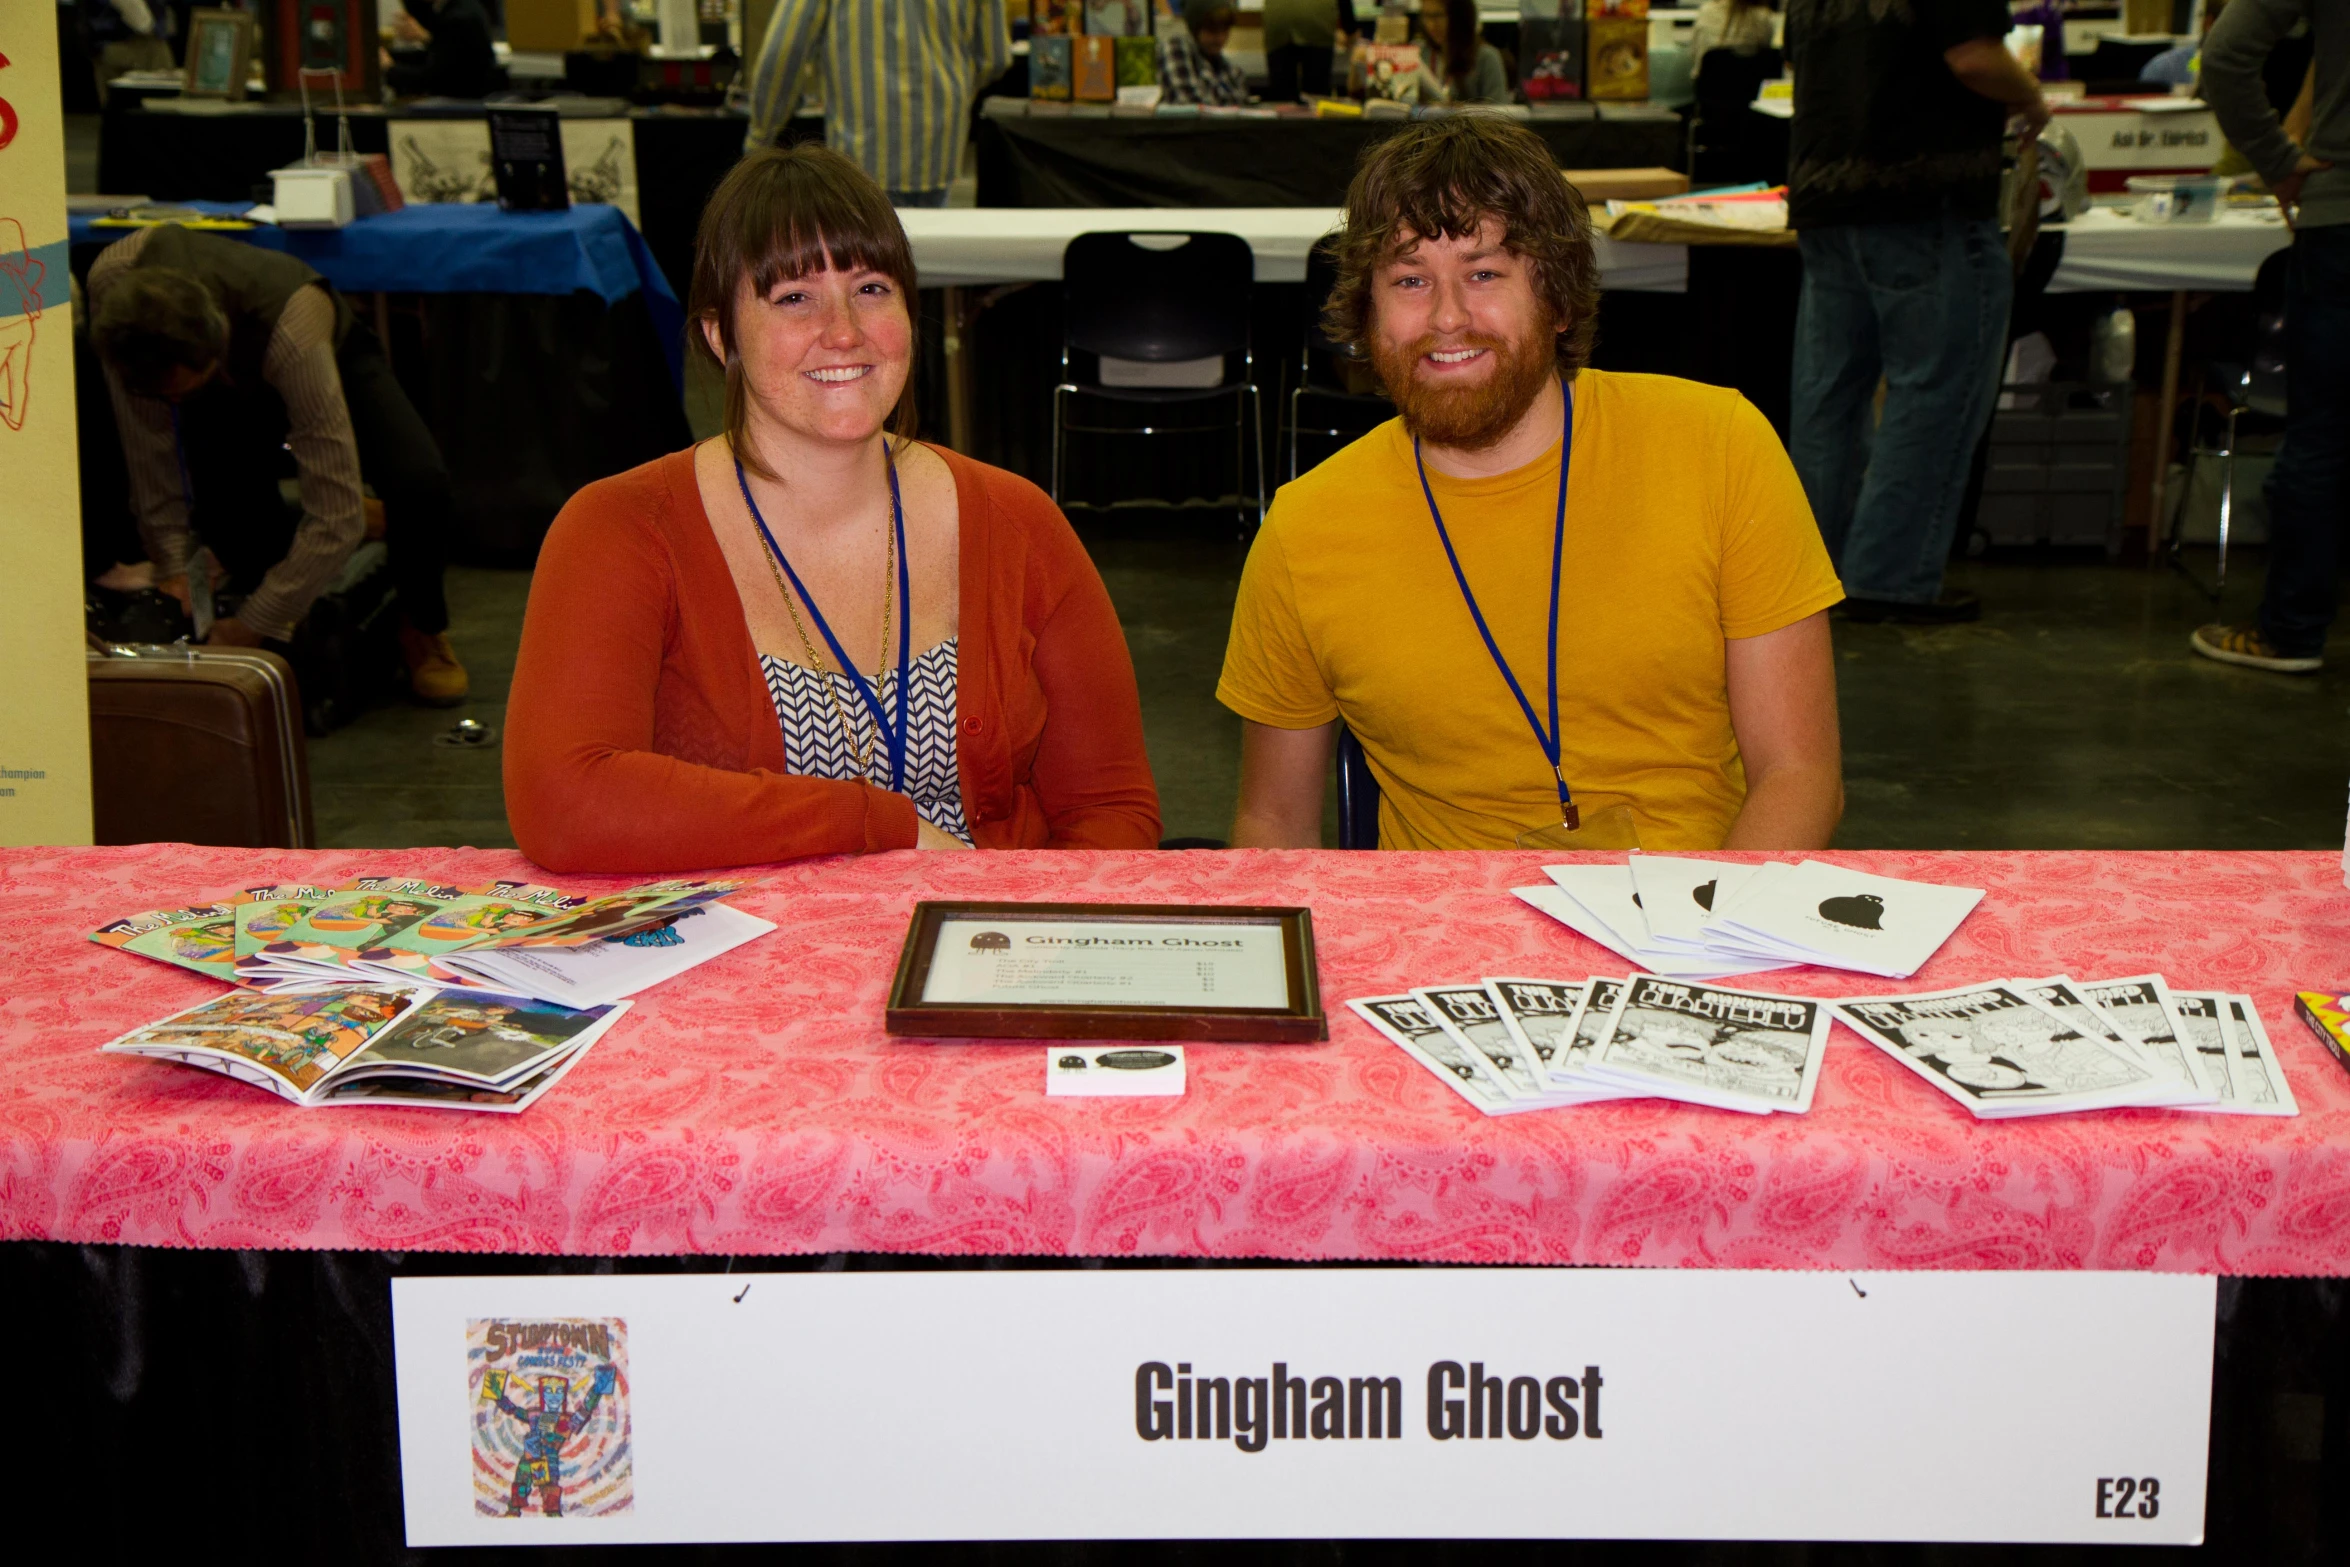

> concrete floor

[{"left": 310, "top": 542, "right": 2350, "bottom": 853}]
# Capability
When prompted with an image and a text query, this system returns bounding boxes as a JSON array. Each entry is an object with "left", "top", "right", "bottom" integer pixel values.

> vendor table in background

[
  {"left": 975, "top": 101, "right": 1688, "bottom": 208},
  {"left": 2046, "top": 207, "right": 2297, "bottom": 548},
  {"left": 68, "top": 205, "right": 688, "bottom": 559},
  {"left": 95, "top": 101, "right": 822, "bottom": 299},
  {"left": 900, "top": 206, "right": 1690, "bottom": 454}
]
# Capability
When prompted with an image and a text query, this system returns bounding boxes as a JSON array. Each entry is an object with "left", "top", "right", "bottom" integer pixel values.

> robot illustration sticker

[{"left": 469, "top": 1318, "right": 633, "bottom": 1518}]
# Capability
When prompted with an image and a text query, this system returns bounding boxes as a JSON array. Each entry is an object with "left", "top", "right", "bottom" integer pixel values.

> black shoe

[{"left": 1838, "top": 589, "right": 1982, "bottom": 626}]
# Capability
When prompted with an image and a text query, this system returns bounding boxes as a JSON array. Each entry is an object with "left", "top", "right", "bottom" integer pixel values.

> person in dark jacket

[{"left": 383, "top": 0, "right": 500, "bottom": 99}]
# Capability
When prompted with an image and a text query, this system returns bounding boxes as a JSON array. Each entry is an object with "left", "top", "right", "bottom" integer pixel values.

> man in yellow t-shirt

[{"left": 1219, "top": 116, "right": 1846, "bottom": 851}]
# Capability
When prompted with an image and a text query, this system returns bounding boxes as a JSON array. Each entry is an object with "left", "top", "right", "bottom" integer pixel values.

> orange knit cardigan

[{"left": 504, "top": 444, "right": 1162, "bottom": 871}]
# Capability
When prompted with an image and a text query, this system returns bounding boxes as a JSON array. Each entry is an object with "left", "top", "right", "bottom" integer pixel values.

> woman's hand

[{"left": 915, "top": 818, "right": 972, "bottom": 851}]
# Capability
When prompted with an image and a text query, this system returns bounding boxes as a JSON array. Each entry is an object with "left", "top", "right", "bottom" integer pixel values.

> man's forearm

[
  {"left": 1720, "top": 764, "right": 1843, "bottom": 852},
  {"left": 1945, "top": 40, "right": 2042, "bottom": 109}
]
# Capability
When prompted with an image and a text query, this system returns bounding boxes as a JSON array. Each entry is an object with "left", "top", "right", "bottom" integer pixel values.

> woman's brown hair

[
  {"left": 688, "top": 142, "right": 921, "bottom": 477},
  {"left": 1321, "top": 115, "right": 1601, "bottom": 374}
]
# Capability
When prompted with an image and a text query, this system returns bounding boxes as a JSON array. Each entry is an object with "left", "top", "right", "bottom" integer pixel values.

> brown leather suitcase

[{"left": 86, "top": 643, "right": 317, "bottom": 848}]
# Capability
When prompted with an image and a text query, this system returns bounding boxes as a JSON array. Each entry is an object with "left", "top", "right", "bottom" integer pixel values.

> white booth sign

[{"left": 394, "top": 1267, "right": 2213, "bottom": 1547}]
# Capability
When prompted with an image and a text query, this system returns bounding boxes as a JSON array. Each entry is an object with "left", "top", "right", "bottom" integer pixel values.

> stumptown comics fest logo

[{"left": 469, "top": 1318, "right": 634, "bottom": 1518}]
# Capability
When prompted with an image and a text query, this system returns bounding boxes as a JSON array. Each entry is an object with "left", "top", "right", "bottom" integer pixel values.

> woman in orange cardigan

[{"left": 504, "top": 146, "right": 1161, "bottom": 871}]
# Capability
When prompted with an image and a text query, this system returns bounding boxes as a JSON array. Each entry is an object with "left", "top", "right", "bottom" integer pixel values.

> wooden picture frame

[
  {"left": 886, "top": 902, "right": 1326, "bottom": 1043},
  {"left": 274, "top": 0, "right": 381, "bottom": 98},
  {"left": 185, "top": 9, "right": 258, "bottom": 101}
]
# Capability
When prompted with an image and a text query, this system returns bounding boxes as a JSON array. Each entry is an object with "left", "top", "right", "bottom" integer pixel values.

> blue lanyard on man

[{"left": 1412, "top": 382, "right": 1582, "bottom": 833}]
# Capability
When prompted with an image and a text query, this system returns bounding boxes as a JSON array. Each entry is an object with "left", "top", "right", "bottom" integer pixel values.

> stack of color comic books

[
  {"left": 1351, "top": 971, "right": 2299, "bottom": 1120},
  {"left": 88, "top": 875, "right": 777, "bottom": 1113},
  {"left": 90, "top": 874, "right": 772, "bottom": 1003}
]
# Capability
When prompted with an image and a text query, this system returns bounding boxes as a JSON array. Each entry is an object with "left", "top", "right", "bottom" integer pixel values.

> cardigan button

[{"left": 963, "top": 716, "right": 984, "bottom": 734}]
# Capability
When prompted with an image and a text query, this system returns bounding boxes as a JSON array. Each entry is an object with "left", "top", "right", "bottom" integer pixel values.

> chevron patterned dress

[{"left": 760, "top": 640, "right": 974, "bottom": 845}]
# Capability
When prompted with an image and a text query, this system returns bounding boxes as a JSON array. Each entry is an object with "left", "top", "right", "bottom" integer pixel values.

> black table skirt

[
  {"left": 975, "top": 111, "right": 1688, "bottom": 209},
  {"left": 11, "top": 1239, "right": 2343, "bottom": 1564}
]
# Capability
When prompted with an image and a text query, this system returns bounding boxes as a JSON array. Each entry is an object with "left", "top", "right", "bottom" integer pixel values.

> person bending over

[
  {"left": 1219, "top": 116, "right": 1845, "bottom": 852},
  {"left": 87, "top": 225, "right": 467, "bottom": 702},
  {"left": 503, "top": 144, "right": 1161, "bottom": 871}
]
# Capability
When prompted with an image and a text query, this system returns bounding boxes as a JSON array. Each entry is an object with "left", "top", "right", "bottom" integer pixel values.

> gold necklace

[{"left": 752, "top": 463, "right": 898, "bottom": 779}]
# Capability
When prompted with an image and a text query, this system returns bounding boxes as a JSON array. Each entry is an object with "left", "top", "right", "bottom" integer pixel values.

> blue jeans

[
  {"left": 2259, "top": 223, "right": 2350, "bottom": 656},
  {"left": 887, "top": 188, "right": 951, "bottom": 208},
  {"left": 1790, "top": 214, "right": 2013, "bottom": 604}
]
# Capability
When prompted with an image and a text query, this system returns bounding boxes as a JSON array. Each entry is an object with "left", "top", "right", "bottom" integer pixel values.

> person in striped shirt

[{"left": 743, "top": 0, "right": 1014, "bottom": 207}]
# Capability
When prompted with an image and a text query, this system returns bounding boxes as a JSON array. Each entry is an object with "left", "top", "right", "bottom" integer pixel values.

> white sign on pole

[{"left": 394, "top": 1268, "right": 2213, "bottom": 1547}]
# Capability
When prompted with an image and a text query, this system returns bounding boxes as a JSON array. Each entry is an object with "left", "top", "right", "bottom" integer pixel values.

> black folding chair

[
  {"left": 1052, "top": 231, "right": 1266, "bottom": 527},
  {"left": 2172, "top": 247, "right": 2292, "bottom": 599},
  {"left": 1336, "top": 724, "right": 1381, "bottom": 851},
  {"left": 1284, "top": 238, "right": 1393, "bottom": 481}
]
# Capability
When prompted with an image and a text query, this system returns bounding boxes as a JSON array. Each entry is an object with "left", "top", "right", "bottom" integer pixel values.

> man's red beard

[{"left": 1368, "top": 322, "right": 1560, "bottom": 452}]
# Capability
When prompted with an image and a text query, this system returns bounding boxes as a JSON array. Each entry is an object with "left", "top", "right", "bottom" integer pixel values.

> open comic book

[{"left": 101, "top": 983, "right": 630, "bottom": 1112}]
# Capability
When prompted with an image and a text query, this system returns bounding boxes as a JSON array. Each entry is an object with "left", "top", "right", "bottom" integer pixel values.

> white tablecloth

[
  {"left": 2045, "top": 206, "right": 2292, "bottom": 294},
  {"left": 897, "top": 207, "right": 1689, "bottom": 293}
]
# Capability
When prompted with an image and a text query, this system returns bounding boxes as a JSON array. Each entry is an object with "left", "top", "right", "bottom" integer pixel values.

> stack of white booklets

[
  {"left": 1515, "top": 856, "right": 1985, "bottom": 980},
  {"left": 1349, "top": 971, "right": 2298, "bottom": 1121},
  {"left": 1349, "top": 974, "right": 1833, "bottom": 1117},
  {"left": 1835, "top": 974, "right": 2297, "bottom": 1119}
]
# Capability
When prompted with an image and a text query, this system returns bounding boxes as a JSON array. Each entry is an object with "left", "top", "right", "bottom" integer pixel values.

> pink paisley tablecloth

[{"left": 5, "top": 844, "right": 2349, "bottom": 1272}]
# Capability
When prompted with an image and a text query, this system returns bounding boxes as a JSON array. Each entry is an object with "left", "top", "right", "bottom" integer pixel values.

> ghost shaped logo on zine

[{"left": 1818, "top": 894, "right": 1886, "bottom": 931}]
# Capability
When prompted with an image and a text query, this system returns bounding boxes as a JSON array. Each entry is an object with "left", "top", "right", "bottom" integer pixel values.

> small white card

[{"left": 1045, "top": 1045, "right": 1186, "bottom": 1097}]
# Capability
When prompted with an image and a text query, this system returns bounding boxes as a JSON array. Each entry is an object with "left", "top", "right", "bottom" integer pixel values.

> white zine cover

[
  {"left": 2177, "top": 993, "right": 2300, "bottom": 1116},
  {"left": 1623, "top": 857, "right": 1759, "bottom": 950},
  {"left": 2080, "top": 975, "right": 2218, "bottom": 1100},
  {"left": 1583, "top": 976, "right": 1831, "bottom": 1114},
  {"left": 2165, "top": 992, "right": 2239, "bottom": 1102},
  {"left": 1514, "top": 883, "right": 1787, "bottom": 982},
  {"left": 443, "top": 902, "right": 776, "bottom": 1007},
  {"left": 1704, "top": 860, "right": 1985, "bottom": 978},
  {"left": 1482, "top": 977, "right": 1585, "bottom": 1079},
  {"left": 1834, "top": 982, "right": 2161, "bottom": 1119},
  {"left": 925, "top": 919, "right": 1290, "bottom": 1009},
  {"left": 1556, "top": 977, "right": 1629, "bottom": 1084},
  {"left": 1413, "top": 985, "right": 1549, "bottom": 1100},
  {"left": 2013, "top": 974, "right": 2213, "bottom": 1108},
  {"left": 1347, "top": 994, "right": 1523, "bottom": 1115}
]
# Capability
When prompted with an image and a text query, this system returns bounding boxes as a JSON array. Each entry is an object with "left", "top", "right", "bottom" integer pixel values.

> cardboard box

[
  {"left": 1585, "top": 16, "right": 1648, "bottom": 100},
  {"left": 1563, "top": 166, "right": 1688, "bottom": 202},
  {"left": 505, "top": 0, "right": 601, "bottom": 53},
  {"left": 1585, "top": 0, "right": 1647, "bottom": 14}
]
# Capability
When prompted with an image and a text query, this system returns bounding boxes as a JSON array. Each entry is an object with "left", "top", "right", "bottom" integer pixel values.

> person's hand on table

[
  {"left": 916, "top": 818, "right": 973, "bottom": 852},
  {"left": 205, "top": 616, "right": 266, "bottom": 649}
]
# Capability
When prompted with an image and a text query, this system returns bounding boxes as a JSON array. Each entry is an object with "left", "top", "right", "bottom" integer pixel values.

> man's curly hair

[{"left": 1322, "top": 116, "right": 1600, "bottom": 373}]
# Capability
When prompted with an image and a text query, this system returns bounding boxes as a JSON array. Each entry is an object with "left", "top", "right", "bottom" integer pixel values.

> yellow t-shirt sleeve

[
  {"left": 1217, "top": 519, "right": 1340, "bottom": 728},
  {"left": 1716, "top": 394, "right": 1846, "bottom": 640}
]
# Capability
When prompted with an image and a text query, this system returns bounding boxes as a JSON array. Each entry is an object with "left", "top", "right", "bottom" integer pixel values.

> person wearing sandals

[{"left": 504, "top": 144, "right": 1161, "bottom": 870}]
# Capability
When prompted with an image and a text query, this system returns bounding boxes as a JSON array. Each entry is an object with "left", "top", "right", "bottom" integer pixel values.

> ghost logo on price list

[
  {"left": 970, "top": 931, "right": 1011, "bottom": 950},
  {"left": 2096, "top": 1477, "right": 2160, "bottom": 1519}
]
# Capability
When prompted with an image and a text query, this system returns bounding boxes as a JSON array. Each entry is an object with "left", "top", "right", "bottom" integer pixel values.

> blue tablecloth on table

[{"left": 72, "top": 201, "right": 684, "bottom": 385}]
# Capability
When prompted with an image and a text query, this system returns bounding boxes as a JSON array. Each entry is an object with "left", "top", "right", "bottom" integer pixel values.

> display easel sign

[{"left": 886, "top": 901, "right": 1324, "bottom": 1042}]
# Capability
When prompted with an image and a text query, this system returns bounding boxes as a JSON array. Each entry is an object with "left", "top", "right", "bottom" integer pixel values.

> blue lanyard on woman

[
  {"left": 733, "top": 448, "right": 913, "bottom": 794},
  {"left": 1412, "top": 383, "right": 1582, "bottom": 832}
]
